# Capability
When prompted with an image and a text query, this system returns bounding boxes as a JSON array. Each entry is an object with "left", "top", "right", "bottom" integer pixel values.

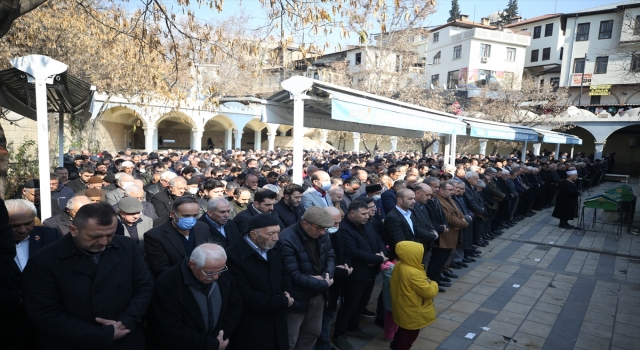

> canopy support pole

[
  {"left": 449, "top": 133, "right": 457, "bottom": 165},
  {"left": 555, "top": 143, "right": 561, "bottom": 159},
  {"left": 570, "top": 144, "right": 574, "bottom": 158},
  {"left": 280, "top": 77, "right": 313, "bottom": 185},
  {"left": 58, "top": 107, "right": 64, "bottom": 167},
  {"left": 521, "top": 141, "right": 527, "bottom": 162},
  {"left": 444, "top": 135, "right": 451, "bottom": 165}
]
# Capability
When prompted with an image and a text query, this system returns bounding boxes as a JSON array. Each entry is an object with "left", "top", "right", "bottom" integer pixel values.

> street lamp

[{"left": 577, "top": 53, "right": 589, "bottom": 107}]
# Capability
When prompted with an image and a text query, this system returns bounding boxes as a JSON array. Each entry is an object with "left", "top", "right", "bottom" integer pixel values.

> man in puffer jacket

[
  {"left": 390, "top": 241, "right": 439, "bottom": 350},
  {"left": 276, "top": 206, "right": 336, "bottom": 350}
]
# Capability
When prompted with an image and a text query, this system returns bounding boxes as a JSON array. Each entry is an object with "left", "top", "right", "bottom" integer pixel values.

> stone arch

[
  {"left": 601, "top": 123, "right": 640, "bottom": 174},
  {"left": 551, "top": 125, "right": 596, "bottom": 157},
  {"left": 156, "top": 111, "right": 196, "bottom": 149},
  {"left": 203, "top": 113, "right": 238, "bottom": 131},
  {"left": 97, "top": 106, "right": 147, "bottom": 150},
  {"left": 202, "top": 114, "right": 237, "bottom": 150}
]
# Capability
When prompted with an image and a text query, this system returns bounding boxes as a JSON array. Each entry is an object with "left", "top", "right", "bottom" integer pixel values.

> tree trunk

[{"left": 420, "top": 139, "right": 436, "bottom": 158}]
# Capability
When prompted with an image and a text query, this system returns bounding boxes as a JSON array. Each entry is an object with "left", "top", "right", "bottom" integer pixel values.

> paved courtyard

[{"left": 347, "top": 180, "right": 640, "bottom": 350}]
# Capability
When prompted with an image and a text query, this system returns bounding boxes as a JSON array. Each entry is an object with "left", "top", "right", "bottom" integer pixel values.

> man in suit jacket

[
  {"left": 234, "top": 188, "right": 278, "bottom": 234},
  {"left": 43, "top": 195, "right": 92, "bottom": 236},
  {"left": 150, "top": 176, "right": 188, "bottom": 222},
  {"left": 145, "top": 196, "right": 211, "bottom": 279},
  {"left": 2, "top": 199, "right": 60, "bottom": 349},
  {"left": 301, "top": 170, "right": 332, "bottom": 210},
  {"left": 105, "top": 174, "right": 135, "bottom": 205},
  {"left": 383, "top": 189, "right": 437, "bottom": 260},
  {"left": 272, "top": 184, "right": 305, "bottom": 229},
  {"left": 199, "top": 197, "right": 241, "bottom": 248},
  {"left": 227, "top": 214, "right": 293, "bottom": 350},
  {"left": 148, "top": 243, "right": 242, "bottom": 350},
  {"left": 380, "top": 180, "right": 407, "bottom": 216},
  {"left": 21, "top": 203, "right": 154, "bottom": 349},
  {"left": 115, "top": 197, "right": 154, "bottom": 255}
]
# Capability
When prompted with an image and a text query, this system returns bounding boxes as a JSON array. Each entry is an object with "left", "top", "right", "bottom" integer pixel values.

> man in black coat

[
  {"left": 333, "top": 201, "right": 387, "bottom": 349},
  {"left": 227, "top": 214, "right": 293, "bottom": 350},
  {"left": 66, "top": 165, "right": 95, "bottom": 193},
  {"left": 150, "top": 176, "right": 187, "bottom": 222},
  {"left": 43, "top": 195, "right": 92, "bottom": 236},
  {"left": 272, "top": 184, "right": 305, "bottom": 229},
  {"left": 552, "top": 169, "right": 580, "bottom": 229},
  {"left": 276, "top": 206, "right": 336, "bottom": 350},
  {"left": 198, "top": 197, "right": 241, "bottom": 248},
  {"left": 234, "top": 188, "right": 278, "bottom": 234},
  {"left": 383, "top": 189, "right": 436, "bottom": 260},
  {"left": 145, "top": 197, "right": 212, "bottom": 279},
  {"left": 21, "top": 203, "right": 154, "bottom": 349},
  {"left": 148, "top": 243, "right": 242, "bottom": 350},
  {"left": 1, "top": 199, "right": 60, "bottom": 349}
]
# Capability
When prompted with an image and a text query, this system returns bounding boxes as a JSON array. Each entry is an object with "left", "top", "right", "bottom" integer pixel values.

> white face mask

[
  {"left": 188, "top": 188, "right": 199, "bottom": 195},
  {"left": 327, "top": 227, "right": 338, "bottom": 234},
  {"left": 121, "top": 182, "right": 134, "bottom": 189},
  {"left": 139, "top": 168, "right": 146, "bottom": 173},
  {"left": 373, "top": 194, "right": 381, "bottom": 201}
]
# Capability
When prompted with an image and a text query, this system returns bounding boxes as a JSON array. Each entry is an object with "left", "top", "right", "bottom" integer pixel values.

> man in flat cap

[
  {"left": 227, "top": 214, "right": 293, "bottom": 350},
  {"left": 276, "top": 206, "right": 335, "bottom": 350},
  {"left": 116, "top": 197, "right": 153, "bottom": 253},
  {"left": 12, "top": 179, "right": 61, "bottom": 219},
  {"left": 75, "top": 176, "right": 109, "bottom": 200}
]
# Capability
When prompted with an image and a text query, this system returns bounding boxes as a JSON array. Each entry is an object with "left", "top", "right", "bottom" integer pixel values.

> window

[
  {"left": 477, "top": 70, "right": 492, "bottom": 87},
  {"left": 542, "top": 48, "right": 551, "bottom": 61},
  {"left": 632, "top": 55, "right": 640, "bottom": 72},
  {"left": 545, "top": 23, "right": 553, "bottom": 37},
  {"left": 453, "top": 45, "right": 462, "bottom": 59},
  {"left": 480, "top": 44, "right": 491, "bottom": 57},
  {"left": 531, "top": 49, "right": 539, "bottom": 62},
  {"left": 635, "top": 15, "right": 640, "bottom": 35},
  {"left": 355, "top": 53, "right": 362, "bottom": 65},
  {"left": 550, "top": 77, "right": 560, "bottom": 91},
  {"left": 447, "top": 70, "right": 459, "bottom": 89},
  {"left": 433, "top": 51, "right": 441, "bottom": 64},
  {"left": 431, "top": 74, "right": 439, "bottom": 86},
  {"left": 395, "top": 55, "right": 401, "bottom": 72},
  {"left": 595, "top": 56, "right": 608, "bottom": 74},
  {"left": 408, "top": 36, "right": 415, "bottom": 42},
  {"left": 506, "top": 47, "right": 516, "bottom": 61},
  {"left": 574, "top": 58, "right": 585, "bottom": 73},
  {"left": 577, "top": 23, "right": 590, "bottom": 41},
  {"left": 433, "top": 32, "right": 439, "bottom": 42},
  {"left": 533, "top": 26, "right": 541, "bottom": 39},
  {"left": 590, "top": 95, "right": 601, "bottom": 105},
  {"left": 598, "top": 20, "right": 613, "bottom": 39},
  {"left": 559, "top": 47, "right": 564, "bottom": 60}
]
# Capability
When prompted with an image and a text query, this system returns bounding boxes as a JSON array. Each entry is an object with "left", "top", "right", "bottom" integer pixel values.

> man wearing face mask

[
  {"left": 151, "top": 176, "right": 188, "bottom": 222},
  {"left": 105, "top": 174, "right": 135, "bottom": 206},
  {"left": 144, "top": 196, "right": 211, "bottom": 279},
  {"left": 301, "top": 170, "right": 332, "bottom": 210}
]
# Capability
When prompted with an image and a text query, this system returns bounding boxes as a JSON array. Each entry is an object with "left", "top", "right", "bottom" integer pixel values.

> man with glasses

[
  {"left": 148, "top": 243, "right": 242, "bottom": 350},
  {"left": 277, "top": 206, "right": 335, "bottom": 350},
  {"left": 150, "top": 176, "right": 187, "bottom": 222},
  {"left": 145, "top": 197, "right": 211, "bottom": 279}
]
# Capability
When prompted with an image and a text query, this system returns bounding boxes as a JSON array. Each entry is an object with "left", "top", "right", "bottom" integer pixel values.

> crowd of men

[{"left": 0, "top": 145, "right": 610, "bottom": 350}]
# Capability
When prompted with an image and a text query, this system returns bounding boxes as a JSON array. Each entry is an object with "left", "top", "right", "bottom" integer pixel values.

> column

[
  {"left": 554, "top": 143, "right": 561, "bottom": 158},
  {"left": 254, "top": 130, "right": 262, "bottom": 151},
  {"left": 532, "top": 143, "right": 541, "bottom": 157},
  {"left": 144, "top": 126, "right": 156, "bottom": 152},
  {"left": 478, "top": 139, "right": 488, "bottom": 156},
  {"left": 267, "top": 132, "right": 276, "bottom": 151},
  {"left": 570, "top": 144, "right": 575, "bottom": 158},
  {"left": 594, "top": 142, "right": 605, "bottom": 160},
  {"left": 233, "top": 130, "right": 243, "bottom": 150},
  {"left": 318, "top": 129, "right": 328, "bottom": 144},
  {"left": 280, "top": 130, "right": 287, "bottom": 136},
  {"left": 191, "top": 128, "right": 203, "bottom": 151},
  {"left": 432, "top": 140, "right": 440, "bottom": 154},
  {"left": 224, "top": 128, "right": 232, "bottom": 150},
  {"left": 390, "top": 136, "right": 398, "bottom": 151},
  {"left": 521, "top": 140, "right": 528, "bottom": 162},
  {"left": 443, "top": 135, "right": 451, "bottom": 164},
  {"left": 352, "top": 132, "right": 361, "bottom": 153},
  {"left": 449, "top": 133, "right": 457, "bottom": 165}
]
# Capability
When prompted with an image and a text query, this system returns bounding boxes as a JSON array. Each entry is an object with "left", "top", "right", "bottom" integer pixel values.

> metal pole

[
  {"left": 58, "top": 107, "right": 64, "bottom": 167},
  {"left": 521, "top": 140, "right": 528, "bottom": 162},
  {"left": 449, "top": 133, "right": 457, "bottom": 165},
  {"left": 292, "top": 94, "right": 305, "bottom": 185},
  {"left": 35, "top": 78, "right": 52, "bottom": 220}
]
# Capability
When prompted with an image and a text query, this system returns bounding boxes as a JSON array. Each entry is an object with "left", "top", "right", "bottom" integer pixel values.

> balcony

[{"left": 451, "top": 28, "right": 531, "bottom": 46}]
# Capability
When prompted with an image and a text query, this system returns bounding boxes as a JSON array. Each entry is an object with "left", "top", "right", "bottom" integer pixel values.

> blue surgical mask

[
  {"left": 321, "top": 181, "right": 332, "bottom": 191},
  {"left": 174, "top": 214, "right": 197, "bottom": 230}
]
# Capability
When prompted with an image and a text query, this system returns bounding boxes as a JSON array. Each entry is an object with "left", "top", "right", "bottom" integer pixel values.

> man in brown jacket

[{"left": 427, "top": 181, "right": 468, "bottom": 291}]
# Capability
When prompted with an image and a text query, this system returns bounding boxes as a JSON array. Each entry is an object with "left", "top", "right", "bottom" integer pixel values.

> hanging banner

[
  {"left": 589, "top": 85, "right": 611, "bottom": 96},
  {"left": 571, "top": 73, "right": 592, "bottom": 86}
]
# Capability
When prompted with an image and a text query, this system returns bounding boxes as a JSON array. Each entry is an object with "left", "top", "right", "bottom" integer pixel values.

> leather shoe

[
  {"left": 438, "top": 286, "right": 446, "bottom": 293},
  {"left": 436, "top": 280, "right": 452, "bottom": 287},
  {"left": 473, "top": 241, "right": 487, "bottom": 247},
  {"left": 460, "top": 262, "right": 469, "bottom": 268},
  {"left": 439, "top": 275, "right": 451, "bottom": 283},
  {"left": 450, "top": 262, "right": 463, "bottom": 269},
  {"left": 443, "top": 270, "right": 458, "bottom": 278},
  {"left": 474, "top": 249, "right": 482, "bottom": 254},
  {"left": 463, "top": 257, "right": 476, "bottom": 263}
]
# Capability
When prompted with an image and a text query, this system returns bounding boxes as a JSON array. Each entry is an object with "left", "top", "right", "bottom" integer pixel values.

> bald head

[{"left": 324, "top": 206, "right": 342, "bottom": 228}]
